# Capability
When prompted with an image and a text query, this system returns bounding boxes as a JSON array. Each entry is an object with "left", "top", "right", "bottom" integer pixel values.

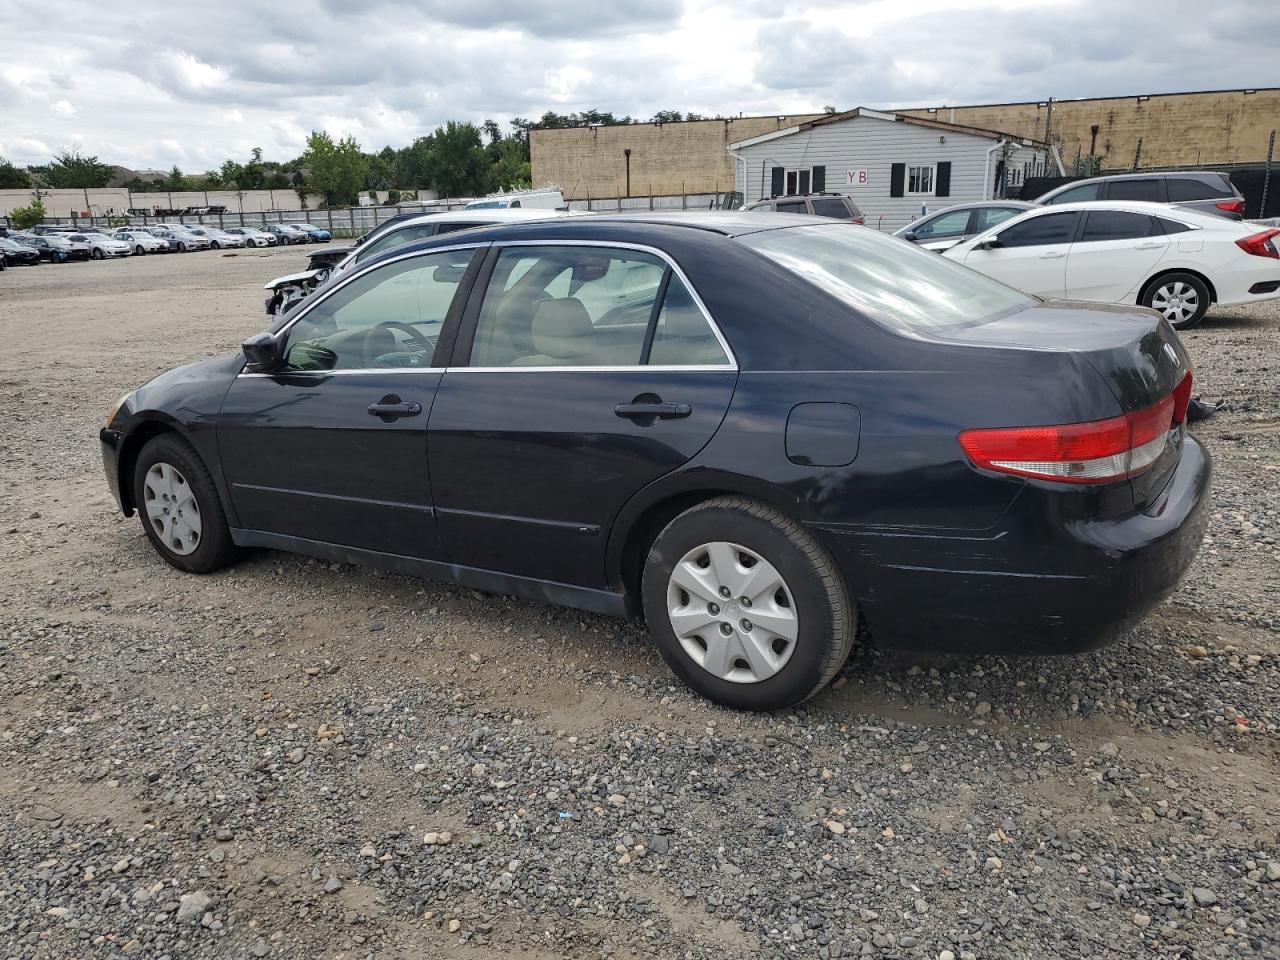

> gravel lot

[{"left": 1, "top": 247, "right": 1277, "bottom": 960}]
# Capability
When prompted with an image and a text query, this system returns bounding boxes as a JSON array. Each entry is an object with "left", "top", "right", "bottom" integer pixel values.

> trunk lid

[{"left": 938, "top": 300, "right": 1191, "bottom": 508}]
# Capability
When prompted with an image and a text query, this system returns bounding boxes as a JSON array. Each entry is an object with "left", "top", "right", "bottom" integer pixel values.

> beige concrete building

[{"left": 532, "top": 88, "right": 1279, "bottom": 200}]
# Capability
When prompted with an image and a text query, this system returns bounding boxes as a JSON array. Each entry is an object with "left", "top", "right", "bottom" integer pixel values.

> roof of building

[{"left": 727, "top": 108, "right": 1049, "bottom": 151}]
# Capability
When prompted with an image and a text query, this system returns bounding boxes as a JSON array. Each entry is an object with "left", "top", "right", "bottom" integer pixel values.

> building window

[
  {"left": 906, "top": 164, "right": 935, "bottom": 195},
  {"left": 785, "top": 168, "right": 812, "bottom": 195}
]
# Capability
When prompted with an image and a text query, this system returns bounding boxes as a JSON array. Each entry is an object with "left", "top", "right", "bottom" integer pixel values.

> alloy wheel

[
  {"left": 143, "top": 462, "right": 202, "bottom": 556},
  {"left": 1151, "top": 281, "right": 1199, "bottom": 325},
  {"left": 666, "top": 541, "right": 798, "bottom": 684}
]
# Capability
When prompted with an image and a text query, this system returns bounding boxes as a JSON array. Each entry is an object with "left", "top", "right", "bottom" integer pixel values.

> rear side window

[
  {"left": 775, "top": 201, "right": 807, "bottom": 214},
  {"left": 810, "top": 198, "right": 851, "bottom": 219},
  {"left": 1108, "top": 179, "right": 1164, "bottom": 202},
  {"left": 1044, "top": 182, "right": 1100, "bottom": 204},
  {"left": 1167, "top": 178, "right": 1232, "bottom": 201},
  {"left": 1156, "top": 217, "right": 1193, "bottom": 235},
  {"left": 974, "top": 206, "right": 1023, "bottom": 232},
  {"left": 1078, "top": 211, "right": 1157, "bottom": 242},
  {"left": 997, "top": 212, "right": 1078, "bottom": 247},
  {"left": 739, "top": 223, "right": 1033, "bottom": 332},
  {"left": 436, "top": 221, "right": 492, "bottom": 235}
]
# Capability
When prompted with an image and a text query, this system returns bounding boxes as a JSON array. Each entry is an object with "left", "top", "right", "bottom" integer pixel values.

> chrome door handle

[{"left": 1038, "top": 250, "right": 1066, "bottom": 259}]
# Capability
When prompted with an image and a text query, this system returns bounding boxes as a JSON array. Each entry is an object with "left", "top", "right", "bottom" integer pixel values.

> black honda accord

[{"left": 100, "top": 213, "right": 1210, "bottom": 710}]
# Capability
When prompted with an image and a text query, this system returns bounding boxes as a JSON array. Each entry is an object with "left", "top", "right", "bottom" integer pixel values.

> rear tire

[
  {"left": 641, "top": 496, "right": 854, "bottom": 710},
  {"left": 135, "top": 245, "right": 145, "bottom": 256},
  {"left": 1141, "top": 272, "right": 1210, "bottom": 330},
  {"left": 132, "top": 434, "right": 237, "bottom": 574}
]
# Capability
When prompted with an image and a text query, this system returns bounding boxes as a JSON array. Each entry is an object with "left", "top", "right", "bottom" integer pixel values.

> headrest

[{"left": 531, "top": 298, "right": 593, "bottom": 358}]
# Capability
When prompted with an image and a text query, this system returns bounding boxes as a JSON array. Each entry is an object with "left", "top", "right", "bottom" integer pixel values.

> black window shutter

[
  {"left": 770, "top": 166, "right": 784, "bottom": 198},
  {"left": 889, "top": 163, "right": 905, "bottom": 198},
  {"left": 811, "top": 166, "right": 826, "bottom": 193},
  {"left": 935, "top": 161, "right": 951, "bottom": 197}
]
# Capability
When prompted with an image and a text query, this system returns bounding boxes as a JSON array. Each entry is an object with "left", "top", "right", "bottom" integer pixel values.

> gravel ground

[{"left": 0, "top": 248, "right": 1277, "bottom": 960}]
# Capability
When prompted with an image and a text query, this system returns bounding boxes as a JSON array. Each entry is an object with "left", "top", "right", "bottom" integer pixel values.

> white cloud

[{"left": 0, "top": 0, "right": 1272, "bottom": 170}]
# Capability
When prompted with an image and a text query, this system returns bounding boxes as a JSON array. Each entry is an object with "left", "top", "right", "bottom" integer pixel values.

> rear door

[
  {"left": 1105, "top": 178, "right": 1166, "bottom": 203},
  {"left": 426, "top": 243, "right": 737, "bottom": 588},
  {"left": 1065, "top": 210, "right": 1169, "bottom": 302},
  {"left": 962, "top": 211, "right": 1079, "bottom": 299}
]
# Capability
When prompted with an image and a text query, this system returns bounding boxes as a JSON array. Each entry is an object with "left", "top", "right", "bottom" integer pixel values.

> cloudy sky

[{"left": 0, "top": 0, "right": 1274, "bottom": 171}]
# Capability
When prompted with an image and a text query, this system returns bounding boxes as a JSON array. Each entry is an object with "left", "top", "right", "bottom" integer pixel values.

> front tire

[
  {"left": 132, "top": 434, "right": 236, "bottom": 574},
  {"left": 92, "top": 248, "right": 104, "bottom": 260},
  {"left": 177, "top": 241, "right": 187, "bottom": 252},
  {"left": 1141, "top": 272, "right": 1210, "bottom": 330},
  {"left": 135, "top": 245, "right": 145, "bottom": 256},
  {"left": 641, "top": 497, "right": 854, "bottom": 710}
]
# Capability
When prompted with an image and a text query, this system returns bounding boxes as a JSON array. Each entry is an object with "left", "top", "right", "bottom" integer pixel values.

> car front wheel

[
  {"left": 1142, "top": 272, "right": 1210, "bottom": 330},
  {"left": 641, "top": 497, "right": 854, "bottom": 710},
  {"left": 132, "top": 434, "right": 236, "bottom": 574}
]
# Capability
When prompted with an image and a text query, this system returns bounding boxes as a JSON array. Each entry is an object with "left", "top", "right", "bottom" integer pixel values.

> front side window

[
  {"left": 907, "top": 165, "right": 935, "bottom": 195},
  {"left": 996, "top": 212, "right": 1078, "bottom": 248},
  {"left": 355, "top": 224, "right": 436, "bottom": 263},
  {"left": 468, "top": 246, "right": 728, "bottom": 368},
  {"left": 281, "top": 249, "right": 475, "bottom": 372},
  {"left": 1078, "top": 210, "right": 1156, "bottom": 243},
  {"left": 739, "top": 223, "right": 1033, "bottom": 333},
  {"left": 913, "top": 208, "right": 970, "bottom": 239}
]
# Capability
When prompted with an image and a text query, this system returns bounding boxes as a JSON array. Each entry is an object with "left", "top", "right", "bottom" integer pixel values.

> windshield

[{"left": 736, "top": 223, "right": 1034, "bottom": 332}]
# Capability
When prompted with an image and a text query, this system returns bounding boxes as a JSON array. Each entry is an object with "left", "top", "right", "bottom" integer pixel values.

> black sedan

[
  {"left": 99, "top": 213, "right": 1210, "bottom": 710},
  {"left": 0, "top": 236, "right": 42, "bottom": 266}
]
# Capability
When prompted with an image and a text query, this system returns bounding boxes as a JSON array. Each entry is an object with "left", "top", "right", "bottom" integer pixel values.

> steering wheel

[{"left": 373, "top": 321, "right": 435, "bottom": 354}]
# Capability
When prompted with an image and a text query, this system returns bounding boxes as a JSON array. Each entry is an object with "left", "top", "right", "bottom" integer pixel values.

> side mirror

[
  {"left": 901, "top": 230, "right": 917, "bottom": 242},
  {"left": 242, "top": 331, "right": 282, "bottom": 373},
  {"left": 976, "top": 238, "right": 1003, "bottom": 250}
]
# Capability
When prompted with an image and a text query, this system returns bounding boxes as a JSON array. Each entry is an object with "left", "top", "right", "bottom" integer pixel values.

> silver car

[{"left": 894, "top": 201, "right": 1038, "bottom": 252}]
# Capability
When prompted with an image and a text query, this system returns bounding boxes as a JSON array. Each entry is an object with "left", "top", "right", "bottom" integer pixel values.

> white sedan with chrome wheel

[{"left": 945, "top": 201, "right": 1280, "bottom": 329}]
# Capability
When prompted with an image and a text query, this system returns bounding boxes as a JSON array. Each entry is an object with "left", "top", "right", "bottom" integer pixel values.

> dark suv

[
  {"left": 743, "top": 193, "right": 865, "bottom": 224},
  {"left": 1036, "top": 171, "right": 1244, "bottom": 220}
]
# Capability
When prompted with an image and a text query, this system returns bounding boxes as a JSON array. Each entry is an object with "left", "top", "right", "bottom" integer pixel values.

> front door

[
  {"left": 217, "top": 246, "right": 480, "bottom": 559},
  {"left": 1065, "top": 210, "right": 1170, "bottom": 302},
  {"left": 427, "top": 244, "right": 738, "bottom": 587},
  {"left": 963, "top": 210, "right": 1079, "bottom": 299}
]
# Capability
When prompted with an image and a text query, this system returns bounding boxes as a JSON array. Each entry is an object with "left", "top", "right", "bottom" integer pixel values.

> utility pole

[
  {"left": 1131, "top": 138, "right": 1143, "bottom": 172},
  {"left": 623, "top": 149, "right": 631, "bottom": 198},
  {"left": 1043, "top": 98, "right": 1054, "bottom": 145},
  {"left": 1261, "top": 130, "right": 1275, "bottom": 220}
]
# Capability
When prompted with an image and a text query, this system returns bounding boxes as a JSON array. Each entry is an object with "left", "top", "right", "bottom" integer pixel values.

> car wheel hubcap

[
  {"left": 1151, "top": 281, "right": 1198, "bottom": 324},
  {"left": 143, "top": 462, "right": 202, "bottom": 556},
  {"left": 666, "top": 541, "right": 798, "bottom": 684}
]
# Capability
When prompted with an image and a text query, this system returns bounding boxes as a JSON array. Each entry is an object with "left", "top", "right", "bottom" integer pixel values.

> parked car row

[{"left": 0, "top": 221, "right": 334, "bottom": 268}]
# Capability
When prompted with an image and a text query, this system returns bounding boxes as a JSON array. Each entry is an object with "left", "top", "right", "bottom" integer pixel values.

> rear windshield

[{"left": 737, "top": 223, "right": 1033, "bottom": 332}]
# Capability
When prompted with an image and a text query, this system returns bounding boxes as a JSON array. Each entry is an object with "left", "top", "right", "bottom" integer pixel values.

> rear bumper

[{"left": 817, "top": 436, "right": 1212, "bottom": 655}]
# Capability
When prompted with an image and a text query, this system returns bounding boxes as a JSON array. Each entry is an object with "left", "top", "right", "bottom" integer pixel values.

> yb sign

[{"left": 846, "top": 169, "right": 869, "bottom": 187}]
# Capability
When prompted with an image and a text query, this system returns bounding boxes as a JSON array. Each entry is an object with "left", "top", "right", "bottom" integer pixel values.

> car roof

[{"left": 968, "top": 200, "right": 1249, "bottom": 236}]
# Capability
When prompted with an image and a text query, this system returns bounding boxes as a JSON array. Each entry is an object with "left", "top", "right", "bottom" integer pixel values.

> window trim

[
  {"left": 782, "top": 167, "right": 813, "bottom": 197},
  {"left": 906, "top": 164, "right": 936, "bottom": 197},
  {"left": 452, "top": 239, "right": 737, "bottom": 372}
]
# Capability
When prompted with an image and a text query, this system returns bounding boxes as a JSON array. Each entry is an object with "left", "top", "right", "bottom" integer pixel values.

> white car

[
  {"left": 224, "top": 227, "right": 276, "bottom": 247},
  {"left": 112, "top": 229, "right": 169, "bottom": 255},
  {"left": 263, "top": 208, "right": 584, "bottom": 315},
  {"left": 944, "top": 201, "right": 1280, "bottom": 329},
  {"left": 195, "top": 227, "right": 246, "bottom": 250},
  {"left": 71, "top": 231, "right": 133, "bottom": 259}
]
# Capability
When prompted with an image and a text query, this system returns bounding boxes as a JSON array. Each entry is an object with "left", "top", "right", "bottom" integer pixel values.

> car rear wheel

[
  {"left": 641, "top": 496, "right": 854, "bottom": 710},
  {"left": 1142, "top": 272, "right": 1210, "bottom": 330},
  {"left": 134, "top": 245, "right": 145, "bottom": 256},
  {"left": 132, "top": 434, "right": 236, "bottom": 574}
]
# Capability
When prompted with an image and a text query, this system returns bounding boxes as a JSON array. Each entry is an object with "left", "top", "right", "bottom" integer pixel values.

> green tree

[
  {"left": 651, "top": 109, "right": 683, "bottom": 123},
  {"left": 43, "top": 149, "right": 112, "bottom": 188},
  {"left": 488, "top": 138, "right": 531, "bottom": 191},
  {"left": 0, "top": 157, "right": 32, "bottom": 189},
  {"left": 9, "top": 196, "right": 47, "bottom": 229},
  {"left": 302, "top": 131, "right": 367, "bottom": 206},
  {"left": 423, "top": 122, "right": 489, "bottom": 197},
  {"left": 164, "top": 165, "right": 188, "bottom": 191},
  {"left": 396, "top": 136, "right": 435, "bottom": 188},
  {"left": 482, "top": 119, "right": 501, "bottom": 145}
]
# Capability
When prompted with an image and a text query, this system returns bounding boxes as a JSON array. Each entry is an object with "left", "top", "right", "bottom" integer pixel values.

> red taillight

[
  {"left": 1171, "top": 371, "right": 1193, "bottom": 425},
  {"left": 958, "top": 393, "right": 1178, "bottom": 485},
  {"left": 1215, "top": 199, "right": 1245, "bottom": 215},
  {"left": 1236, "top": 228, "right": 1280, "bottom": 259},
  {"left": 852, "top": 216, "right": 865, "bottom": 225}
]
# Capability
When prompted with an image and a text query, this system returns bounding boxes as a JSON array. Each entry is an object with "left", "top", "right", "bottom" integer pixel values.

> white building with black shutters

[{"left": 728, "top": 108, "right": 1059, "bottom": 232}]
